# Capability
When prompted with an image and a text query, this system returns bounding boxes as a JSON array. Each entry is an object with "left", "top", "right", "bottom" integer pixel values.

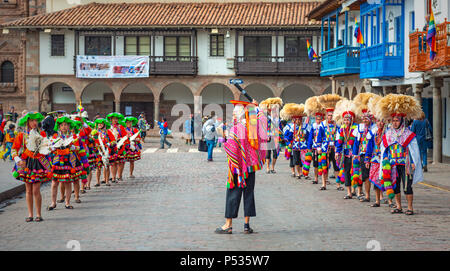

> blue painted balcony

[
  {"left": 320, "top": 45, "right": 360, "bottom": 77},
  {"left": 360, "top": 42, "right": 404, "bottom": 79}
]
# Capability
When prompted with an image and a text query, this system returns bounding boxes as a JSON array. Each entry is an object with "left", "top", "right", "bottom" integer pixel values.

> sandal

[
  {"left": 65, "top": 205, "right": 74, "bottom": 209},
  {"left": 75, "top": 199, "right": 81, "bottom": 204},
  {"left": 312, "top": 181, "right": 318, "bottom": 184},
  {"left": 266, "top": 169, "right": 271, "bottom": 174},
  {"left": 214, "top": 227, "right": 232, "bottom": 234},
  {"left": 344, "top": 195, "right": 352, "bottom": 199},
  {"left": 35, "top": 217, "right": 44, "bottom": 222},
  {"left": 320, "top": 186, "right": 327, "bottom": 191},
  {"left": 297, "top": 176, "right": 302, "bottom": 180},
  {"left": 25, "top": 217, "right": 33, "bottom": 222},
  {"left": 389, "top": 203, "right": 397, "bottom": 209},
  {"left": 271, "top": 170, "right": 276, "bottom": 174},
  {"left": 101, "top": 181, "right": 106, "bottom": 184},
  {"left": 305, "top": 176, "right": 311, "bottom": 180},
  {"left": 370, "top": 203, "right": 381, "bottom": 207},
  {"left": 405, "top": 210, "right": 415, "bottom": 216},
  {"left": 81, "top": 190, "right": 86, "bottom": 194},
  {"left": 47, "top": 205, "right": 57, "bottom": 211},
  {"left": 337, "top": 187, "right": 344, "bottom": 191},
  {"left": 391, "top": 208, "right": 403, "bottom": 214},
  {"left": 57, "top": 196, "right": 65, "bottom": 203},
  {"left": 94, "top": 184, "right": 100, "bottom": 187},
  {"left": 106, "top": 183, "right": 111, "bottom": 186},
  {"left": 291, "top": 173, "right": 296, "bottom": 178},
  {"left": 360, "top": 198, "right": 370, "bottom": 202}
]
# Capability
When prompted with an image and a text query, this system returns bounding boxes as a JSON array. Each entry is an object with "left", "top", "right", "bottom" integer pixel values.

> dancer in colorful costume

[
  {"left": 375, "top": 94, "right": 424, "bottom": 215},
  {"left": 93, "top": 118, "right": 112, "bottom": 186},
  {"left": 318, "top": 94, "right": 342, "bottom": 189},
  {"left": 305, "top": 97, "right": 326, "bottom": 189},
  {"left": 122, "top": 116, "right": 142, "bottom": 179},
  {"left": 107, "top": 112, "right": 127, "bottom": 183},
  {"left": 259, "top": 98, "right": 283, "bottom": 174},
  {"left": 353, "top": 93, "right": 380, "bottom": 202},
  {"left": 215, "top": 99, "right": 267, "bottom": 234},
  {"left": 11, "top": 112, "right": 50, "bottom": 222},
  {"left": 334, "top": 100, "right": 359, "bottom": 199},
  {"left": 281, "top": 103, "right": 309, "bottom": 179}
]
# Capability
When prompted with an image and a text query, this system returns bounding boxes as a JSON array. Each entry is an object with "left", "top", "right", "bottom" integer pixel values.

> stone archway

[
  {"left": 239, "top": 83, "right": 275, "bottom": 102},
  {"left": 351, "top": 87, "right": 357, "bottom": 99},
  {"left": 159, "top": 82, "right": 194, "bottom": 127},
  {"left": 344, "top": 88, "right": 350, "bottom": 99},
  {"left": 281, "top": 83, "right": 315, "bottom": 104},
  {"left": 200, "top": 83, "right": 234, "bottom": 123},
  {"left": 80, "top": 82, "right": 115, "bottom": 119},
  {"left": 120, "top": 82, "right": 155, "bottom": 123},
  {"left": 40, "top": 82, "right": 76, "bottom": 113}
]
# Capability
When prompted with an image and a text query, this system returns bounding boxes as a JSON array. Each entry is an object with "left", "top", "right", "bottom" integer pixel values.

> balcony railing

[
  {"left": 409, "top": 20, "right": 450, "bottom": 72},
  {"left": 360, "top": 42, "right": 404, "bottom": 79},
  {"left": 235, "top": 56, "right": 320, "bottom": 76},
  {"left": 320, "top": 45, "right": 360, "bottom": 77},
  {"left": 150, "top": 56, "right": 198, "bottom": 75}
]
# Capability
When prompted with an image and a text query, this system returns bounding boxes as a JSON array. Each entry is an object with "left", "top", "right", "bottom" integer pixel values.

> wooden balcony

[
  {"left": 409, "top": 20, "right": 450, "bottom": 72},
  {"left": 320, "top": 45, "right": 360, "bottom": 77},
  {"left": 235, "top": 56, "right": 320, "bottom": 76},
  {"left": 150, "top": 56, "right": 198, "bottom": 75}
]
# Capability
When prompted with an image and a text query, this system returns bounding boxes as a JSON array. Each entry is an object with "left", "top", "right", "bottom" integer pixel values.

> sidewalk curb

[{"left": 0, "top": 184, "right": 25, "bottom": 203}]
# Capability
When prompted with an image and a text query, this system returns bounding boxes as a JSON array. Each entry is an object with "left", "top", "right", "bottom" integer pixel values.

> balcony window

[
  {"left": 0, "top": 61, "right": 14, "bottom": 83},
  {"left": 244, "top": 36, "right": 271, "bottom": 57},
  {"left": 125, "top": 36, "right": 150, "bottom": 56},
  {"left": 210, "top": 35, "right": 224, "bottom": 57},
  {"left": 51, "top": 35, "right": 65, "bottom": 56},
  {"left": 285, "top": 37, "right": 308, "bottom": 59},
  {"left": 164, "top": 36, "right": 191, "bottom": 61},
  {"left": 85, "top": 36, "right": 112, "bottom": 56}
]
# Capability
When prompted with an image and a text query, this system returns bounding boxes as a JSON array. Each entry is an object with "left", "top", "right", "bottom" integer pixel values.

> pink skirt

[{"left": 369, "top": 162, "right": 384, "bottom": 191}]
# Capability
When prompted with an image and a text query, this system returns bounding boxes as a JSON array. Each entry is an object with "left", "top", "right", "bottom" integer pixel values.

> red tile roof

[{"left": 2, "top": 2, "right": 322, "bottom": 29}]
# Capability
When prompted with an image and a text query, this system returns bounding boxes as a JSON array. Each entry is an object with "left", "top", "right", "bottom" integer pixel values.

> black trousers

[
  {"left": 344, "top": 157, "right": 353, "bottom": 187},
  {"left": 225, "top": 172, "right": 256, "bottom": 219},
  {"left": 393, "top": 165, "right": 414, "bottom": 195},
  {"left": 327, "top": 147, "right": 339, "bottom": 172}
]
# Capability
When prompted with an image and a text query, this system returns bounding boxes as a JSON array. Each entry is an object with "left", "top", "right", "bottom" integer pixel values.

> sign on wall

[{"left": 76, "top": 56, "right": 149, "bottom": 78}]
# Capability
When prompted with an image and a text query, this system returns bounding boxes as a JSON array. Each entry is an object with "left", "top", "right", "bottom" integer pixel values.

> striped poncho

[{"left": 224, "top": 112, "right": 267, "bottom": 189}]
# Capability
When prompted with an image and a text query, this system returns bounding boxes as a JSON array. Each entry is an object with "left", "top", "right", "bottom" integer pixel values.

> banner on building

[{"left": 76, "top": 56, "right": 149, "bottom": 78}]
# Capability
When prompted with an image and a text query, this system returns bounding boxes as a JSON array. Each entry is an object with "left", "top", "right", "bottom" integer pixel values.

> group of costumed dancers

[
  {"left": 217, "top": 93, "right": 424, "bottom": 234},
  {"left": 10, "top": 105, "right": 142, "bottom": 222}
]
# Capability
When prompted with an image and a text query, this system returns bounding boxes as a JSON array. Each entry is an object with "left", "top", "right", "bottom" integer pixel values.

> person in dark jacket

[
  {"left": 42, "top": 112, "right": 56, "bottom": 138},
  {"left": 411, "top": 113, "right": 432, "bottom": 172}
]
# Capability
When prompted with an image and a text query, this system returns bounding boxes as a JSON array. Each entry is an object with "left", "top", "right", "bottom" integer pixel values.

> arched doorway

[
  {"left": 160, "top": 83, "right": 194, "bottom": 128},
  {"left": 344, "top": 88, "right": 350, "bottom": 99},
  {"left": 40, "top": 82, "right": 76, "bottom": 113},
  {"left": 239, "top": 83, "right": 274, "bottom": 102},
  {"left": 81, "top": 82, "right": 114, "bottom": 119},
  {"left": 281, "top": 83, "right": 315, "bottom": 104},
  {"left": 351, "top": 87, "right": 357, "bottom": 99},
  {"left": 200, "top": 83, "right": 234, "bottom": 122},
  {"left": 322, "top": 85, "right": 332, "bottom": 95},
  {"left": 120, "top": 83, "right": 154, "bottom": 124}
]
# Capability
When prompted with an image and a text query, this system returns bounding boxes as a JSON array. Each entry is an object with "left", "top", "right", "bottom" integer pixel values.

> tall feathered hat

[
  {"left": 333, "top": 98, "right": 358, "bottom": 125},
  {"left": 375, "top": 94, "right": 423, "bottom": 121},
  {"left": 367, "top": 95, "right": 382, "bottom": 120},
  {"left": 259, "top": 97, "right": 283, "bottom": 112},
  {"left": 318, "top": 94, "right": 343, "bottom": 113},
  {"left": 280, "top": 103, "right": 305, "bottom": 121},
  {"left": 353, "top": 93, "right": 381, "bottom": 120},
  {"left": 305, "top": 96, "right": 325, "bottom": 117}
]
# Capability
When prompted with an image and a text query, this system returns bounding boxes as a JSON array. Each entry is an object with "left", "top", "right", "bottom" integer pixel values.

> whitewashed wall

[{"left": 40, "top": 30, "right": 75, "bottom": 75}]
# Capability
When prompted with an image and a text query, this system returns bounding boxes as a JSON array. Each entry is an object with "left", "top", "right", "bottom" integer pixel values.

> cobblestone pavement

[{"left": 0, "top": 139, "right": 449, "bottom": 251}]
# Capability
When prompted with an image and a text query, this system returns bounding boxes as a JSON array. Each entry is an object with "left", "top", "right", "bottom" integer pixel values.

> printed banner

[{"left": 76, "top": 55, "right": 149, "bottom": 78}]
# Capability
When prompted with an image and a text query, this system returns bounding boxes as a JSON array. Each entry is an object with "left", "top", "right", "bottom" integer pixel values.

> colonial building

[
  {"left": 307, "top": 0, "right": 450, "bottom": 160},
  {"left": 0, "top": 0, "right": 331, "bottom": 130}
]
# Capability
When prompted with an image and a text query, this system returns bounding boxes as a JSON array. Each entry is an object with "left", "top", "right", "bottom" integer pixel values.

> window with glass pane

[
  {"left": 164, "top": 36, "right": 191, "bottom": 61},
  {"left": 244, "top": 36, "right": 271, "bottom": 60},
  {"left": 164, "top": 36, "right": 177, "bottom": 60},
  {"left": 125, "top": 37, "right": 138, "bottom": 55},
  {"left": 0, "top": 61, "right": 14, "bottom": 83},
  {"left": 139, "top": 37, "right": 151, "bottom": 56},
  {"left": 349, "top": 26, "right": 353, "bottom": 45},
  {"left": 285, "top": 37, "right": 308, "bottom": 60},
  {"left": 179, "top": 36, "right": 191, "bottom": 61},
  {"left": 51, "top": 35, "right": 65, "bottom": 56},
  {"left": 210, "top": 35, "right": 224, "bottom": 56},
  {"left": 85, "top": 36, "right": 111, "bottom": 55}
]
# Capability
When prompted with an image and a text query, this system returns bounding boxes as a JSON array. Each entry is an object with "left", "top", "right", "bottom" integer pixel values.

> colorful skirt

[
  {"left": 13, "top": 157, "right": 51, "bottom": 184},
  {"left": 125, "top": 149, "right": 141, "bottom": 162},
  {"left": 51, "top": 154, "right": 87, "bottom": 183},
  {"left": 369, "top": 162, "right": 384, "bottom": 191}
]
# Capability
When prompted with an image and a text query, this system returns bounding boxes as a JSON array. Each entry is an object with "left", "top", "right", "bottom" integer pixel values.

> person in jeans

[
  {"left": 410, "top": 113, "right": 432, "bottom": 172},
  {"left": 202, "top": 116, "right": 217, "bottom": 162},
  {"left": 157, "top": 117, "right": 172, "bottom": 149},
  {"left": 190, "top": 114, "right": 196, "bottom": 145},
  {"left": 138, "top": 114, "right": 147, "bottom": 143}
]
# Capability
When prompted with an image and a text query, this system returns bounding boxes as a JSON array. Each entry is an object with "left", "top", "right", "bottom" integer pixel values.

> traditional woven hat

[
  {"left": 317, "top": 94, "right": 343, "bottom": 113},
  {"left": 333, "top": 99, "right": 358, "bottom": 125},
  {"left": 280, "top": 103, "right": 305, "bottom": 121},
  {"left": 259, "top": 97, "right": 283, "bottom": 111},
  {"left": 18, "top": 112, "right": 44, "bottom": 127},
  {"left": 367, "top": 95, "right": 382, "bottom": 120},
  {"left": 354, "top": 93, "right": 382, "bottom": 120},
  {"left": 375, "top": 94, "right": 423, "bottom": 121},
  {"left": 305, "top": 96, "right": 325, "bottom": 117}
]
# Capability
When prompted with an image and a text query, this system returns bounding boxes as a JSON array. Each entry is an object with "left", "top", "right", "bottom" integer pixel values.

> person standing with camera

[{"left": 202, "top": 115, "right": 217, "bottom": 162}]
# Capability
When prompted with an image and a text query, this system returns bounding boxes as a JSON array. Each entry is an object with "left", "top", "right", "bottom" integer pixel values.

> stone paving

[{"left": 0, "top": 139, "right": 449, "bottom": 251}]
